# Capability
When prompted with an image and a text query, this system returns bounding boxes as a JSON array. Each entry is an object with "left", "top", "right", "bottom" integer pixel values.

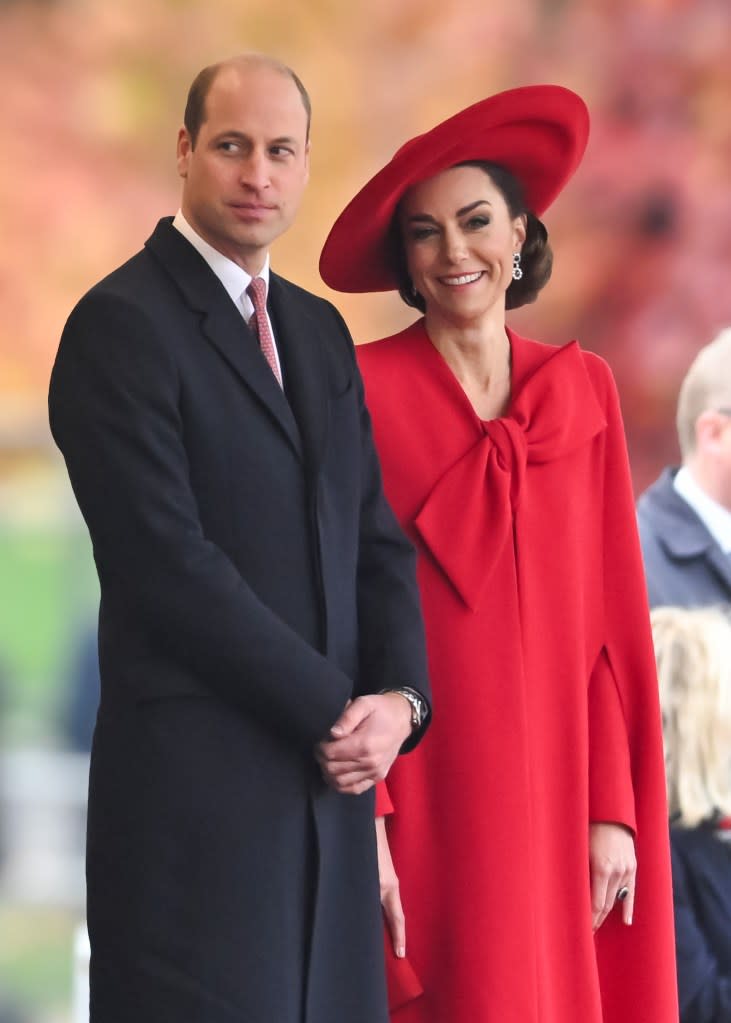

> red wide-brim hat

[{"left": 319, "top": 84, "right": 589, "bottom": 294}]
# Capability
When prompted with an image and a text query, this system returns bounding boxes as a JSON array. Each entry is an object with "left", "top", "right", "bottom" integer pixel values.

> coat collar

[
  {"left": 145, "top": 218, "right": 308, "bottom": 460},
  {"left": 413, "top": 335, "right": 607, "bottom": 610},
  {"left": 641, "top": 469, "right": 724, "bottom": 557},
  {"left": 639, "top": 469, "right": 731, "bottom": 591}
]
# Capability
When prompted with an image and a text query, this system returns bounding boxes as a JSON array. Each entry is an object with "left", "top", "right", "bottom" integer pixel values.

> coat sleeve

[
  {"left": 49, "top": 291, "right": 354, "bottom": 750},
  {"left": 588, "top": 647, "right": 636, "bottom": 832},
  {"left": 671, "top": 836, "right": 731, "bottom": 1023},
  {"left": 584, "top": 352, "right": 679, "bottom": 1022},
  {"left": 331, "top": 305, "right": 431, "bottom": 751}
]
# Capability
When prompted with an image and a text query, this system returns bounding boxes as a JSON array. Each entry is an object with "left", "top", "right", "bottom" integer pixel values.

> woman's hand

[
  {"left": 589, "top": 821, "right": 636, "bottom": 930},
  {"left": 376, "top": 816, "right": 405, "bottom": 957}
]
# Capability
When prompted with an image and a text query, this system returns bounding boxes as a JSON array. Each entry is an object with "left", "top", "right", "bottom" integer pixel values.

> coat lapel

[
  {"left": 706, "top": 545, "right": 731, "bottom": 593},
  {"left": 268, "top": 273, "right": 330, "bottom": 481},
  {"left": 145, "top": 219, "right": 302, "bottom": 459},
  {"left": 657, "top": 476, "right": 731, "bottom": 594}
]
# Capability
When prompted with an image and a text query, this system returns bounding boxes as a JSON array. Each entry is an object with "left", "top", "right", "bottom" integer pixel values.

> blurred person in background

[
  {"left": 638, "top": 328, "right": 731, "bottom": 610},
  {"left": 653, "top": 604, "right": 731, "bottom": 1022},
  {"left": 48, "top": 53, "right": 430, "bottom": 1023},
  {"left": 320, "top": 86, "right": 677, "bottom": 1023}
]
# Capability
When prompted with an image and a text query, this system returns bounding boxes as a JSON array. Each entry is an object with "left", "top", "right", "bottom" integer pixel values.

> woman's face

[{"left": 399, "top": 164, "right": 526, "bottom": 322}]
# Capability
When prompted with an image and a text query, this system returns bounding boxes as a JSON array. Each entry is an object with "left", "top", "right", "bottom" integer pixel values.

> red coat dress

[{"left": 360, "top": 321, "right": 678, "bottom": 1023}]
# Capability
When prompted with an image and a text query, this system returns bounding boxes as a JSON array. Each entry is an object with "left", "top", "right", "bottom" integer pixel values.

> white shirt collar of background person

[
  {"left": 674, "top": 465, "right": 731, "bottom": 554},
  {"left": 172, "top": 211, "right": 282, "bottom": 382}
]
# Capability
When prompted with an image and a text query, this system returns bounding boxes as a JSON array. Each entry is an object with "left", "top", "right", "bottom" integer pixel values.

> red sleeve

[
  {"left": 584, "top": 351, "right": 678, "bottom": 1022},
  {"left": 589, "top": 646, "right": 636, "bottom": 833},
  {"left": 375, "top": 780, "right": 394, "bottom": 817}
]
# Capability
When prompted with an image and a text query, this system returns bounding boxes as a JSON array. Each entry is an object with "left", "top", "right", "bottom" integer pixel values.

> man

[
  {"left": 49, "top": 54, "right": 430, "bottom": 1023},
  {"left": 638, "top": 327, "right": 731, "bottom": 609}
]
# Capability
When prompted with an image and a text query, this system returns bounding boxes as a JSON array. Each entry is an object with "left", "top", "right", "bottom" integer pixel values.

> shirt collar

[
  {"left": 172, "top": 210, "right": 270, "bottom": 305},
  {"left": 674, "top": 466, "right": 731, "bottom": 553}
]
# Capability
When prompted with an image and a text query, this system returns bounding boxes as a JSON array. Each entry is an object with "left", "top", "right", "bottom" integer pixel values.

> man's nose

[{"left": 239, "top": 150, "right": 271, "bottom": 190}]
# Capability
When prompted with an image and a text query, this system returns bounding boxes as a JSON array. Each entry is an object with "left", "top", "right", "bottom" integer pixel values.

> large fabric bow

[{"left": 413, "top": 342, "right": 606, "bottom": 611}]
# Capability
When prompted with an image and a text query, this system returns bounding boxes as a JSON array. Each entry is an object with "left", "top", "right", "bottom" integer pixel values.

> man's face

[
  {"left": 715, "top": 409, "right": 731, "bottom": 510},
  {"left": 694, "top": 404, "right": 731, "bottom": 511},
  {"left": 177, "top": 64, "right": 310, "bottom": 274}
]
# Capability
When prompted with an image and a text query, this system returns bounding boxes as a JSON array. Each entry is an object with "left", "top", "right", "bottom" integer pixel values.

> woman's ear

[{"left": 513, "top": 213, "right": 527, "bottom": 249}]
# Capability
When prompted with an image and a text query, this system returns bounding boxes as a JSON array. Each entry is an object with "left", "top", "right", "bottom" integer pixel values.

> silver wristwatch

[{"left": 380, "top": 686, "right": 428, "bottom": 731}]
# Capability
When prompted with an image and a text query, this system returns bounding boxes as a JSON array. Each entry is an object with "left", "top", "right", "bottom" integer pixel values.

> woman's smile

[{"left": 439, "top": 270, "right": 485, "bottom": 286}]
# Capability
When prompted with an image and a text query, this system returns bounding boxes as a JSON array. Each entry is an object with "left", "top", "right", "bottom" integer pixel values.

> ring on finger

[{"left": 615, "top": 885, "right": 630, "bottom": 903}]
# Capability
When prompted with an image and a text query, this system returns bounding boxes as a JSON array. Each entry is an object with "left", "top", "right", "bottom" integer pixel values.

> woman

[
  {"left": 320, "top": 86, "right": 677, "bottom": 1022},
  {"left": 653, "top": 605, "right": 731, "bottom": 1022}
]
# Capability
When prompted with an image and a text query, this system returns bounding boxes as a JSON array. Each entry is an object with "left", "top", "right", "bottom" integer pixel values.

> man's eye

[
  {"left": 219, "top": 141, "right": 239, "bottom": 153},
  {"left": 270, "top": 146, "right": 294, "bottom": 158}
]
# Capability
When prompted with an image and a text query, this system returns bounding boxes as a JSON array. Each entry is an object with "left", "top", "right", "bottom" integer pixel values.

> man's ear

[
  {"left": 303, "top": 139, "right": 311, "bottom": 185},
  {"left": 177, "top": 127, "right": 192, "bottom": 179},
  {"left": 695, "top": 409, "right": 727, "bottom": 452}
]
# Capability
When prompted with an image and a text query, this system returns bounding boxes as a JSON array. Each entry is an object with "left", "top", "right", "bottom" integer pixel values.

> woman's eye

[
  {"left": 466, "top": 216, "right": 490, "bottom": 230},
  {"left": 410, "top": 226, "right": 437, "bottom": 241}
]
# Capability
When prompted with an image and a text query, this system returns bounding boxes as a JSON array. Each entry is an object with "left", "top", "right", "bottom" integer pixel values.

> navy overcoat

[{"left": 49, "top": 218, "right": 430, "bottom": 1023}]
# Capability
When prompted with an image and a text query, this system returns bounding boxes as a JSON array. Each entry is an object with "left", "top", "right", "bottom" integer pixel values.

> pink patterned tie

[{"left": 247, "top": 277, "right": 282, "bottom": 386}]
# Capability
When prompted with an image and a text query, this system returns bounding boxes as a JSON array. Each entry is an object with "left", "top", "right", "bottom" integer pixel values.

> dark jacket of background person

[
  {"left": 638, "top": 468, "right": 731, "bottom": 609},
  {"left": 48, "top": 217, "right": 429, "bottom": 1023},
  {"left": 671, "top": 825, "right": 731, "bottom": 1022}
]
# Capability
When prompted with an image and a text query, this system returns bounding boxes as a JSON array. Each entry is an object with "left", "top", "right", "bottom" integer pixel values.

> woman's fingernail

[{"left": 397, "top": 947, "right": 405, "bottom": 958}]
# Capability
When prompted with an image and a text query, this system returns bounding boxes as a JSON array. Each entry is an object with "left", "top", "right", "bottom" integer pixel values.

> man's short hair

[
  {"left": 677, "top": 327, "right": 731, "bottom": 459},
  {"left": 183, "top": 54, "right": 312, "bottom": 148}
]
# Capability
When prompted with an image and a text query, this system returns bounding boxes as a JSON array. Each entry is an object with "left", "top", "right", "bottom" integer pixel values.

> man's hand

[{"left": 315, "top": 693, "right": 412, "bottom": 795}]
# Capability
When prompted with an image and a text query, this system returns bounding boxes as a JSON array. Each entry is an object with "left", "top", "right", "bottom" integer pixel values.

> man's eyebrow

[
  {"left": 211, "top": 130, "right": 250, "bottom": 142},
  {"left": 211, "top": 130, "right": 300, "bottom": 146}
]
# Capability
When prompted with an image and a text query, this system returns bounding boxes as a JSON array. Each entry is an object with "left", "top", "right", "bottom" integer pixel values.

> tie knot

[{"left": 247, "top": 277, "right": 266, "bottom": 311}]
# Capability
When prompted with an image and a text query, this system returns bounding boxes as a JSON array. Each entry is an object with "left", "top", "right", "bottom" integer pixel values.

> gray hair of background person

[
  {"left": 652, "top": 605, "right": 731, "bottom": 826},
  {"left": 676, "top": 327, "right": 731, "bottom": 459}
]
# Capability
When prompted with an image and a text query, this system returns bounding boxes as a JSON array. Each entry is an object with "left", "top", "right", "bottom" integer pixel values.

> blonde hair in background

[
  {"left": 652, "top": 605, "right": 731, "bottom": 826},
  {"left": 676, "top": 327, "right": 731, "bottom": 460}
]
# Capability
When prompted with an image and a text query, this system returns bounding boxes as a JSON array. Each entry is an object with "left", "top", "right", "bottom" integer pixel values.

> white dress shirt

[
  {"left": 674, "top": 466, "right": 731, "bottom": 554},
  {"left": 172, "top": 211, "right": 283, "bottom": 382}
]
